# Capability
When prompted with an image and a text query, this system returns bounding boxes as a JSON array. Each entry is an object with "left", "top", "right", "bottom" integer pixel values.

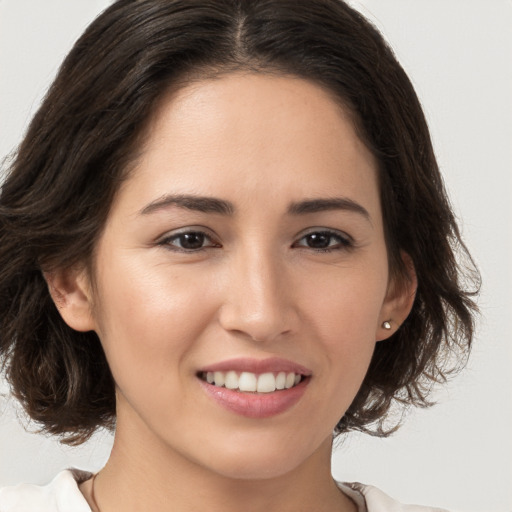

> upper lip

[{"left": 199, "top": 357, "right": 312, "bottom": 376}]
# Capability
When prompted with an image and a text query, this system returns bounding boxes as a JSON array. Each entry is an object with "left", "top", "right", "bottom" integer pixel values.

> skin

[{"left": 50, "top": 73, "right": 416, "bottom": 512}]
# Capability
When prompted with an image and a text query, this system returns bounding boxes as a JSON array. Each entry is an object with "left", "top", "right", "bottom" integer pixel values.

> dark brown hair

[{"left": 0, "top": 0, "right": 478, "bottom": 444}]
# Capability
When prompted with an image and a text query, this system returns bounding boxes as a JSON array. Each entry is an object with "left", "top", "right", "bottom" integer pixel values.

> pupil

[
  {"left": 180, "top": 233, "right": 204, "bottom": 249},
  {"left": 307, "top": 233, "right": 330, "bottom": 248}
]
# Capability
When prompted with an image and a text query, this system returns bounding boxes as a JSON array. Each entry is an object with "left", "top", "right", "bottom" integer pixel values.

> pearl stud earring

[{"left": 382, "top": 321, "right": 392, "bottom": 330}]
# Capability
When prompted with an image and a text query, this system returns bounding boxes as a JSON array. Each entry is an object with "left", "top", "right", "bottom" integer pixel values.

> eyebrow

[
  {"left": 139, "top": 194, "right": 370, "bottom": 222},
  {"left": 287, "top": 197, "right": 371, "bottom": 221},
  {"left": 140, "top": 194, "right": 235, "bottom": 215}
]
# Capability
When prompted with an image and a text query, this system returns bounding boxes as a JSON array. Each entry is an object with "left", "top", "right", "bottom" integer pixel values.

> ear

[
  {"left": 376, "top": 252, "right": 417, "bottom": 341},
  {"left": 44, "top": 267, "right": 96, "bottom": 332}
]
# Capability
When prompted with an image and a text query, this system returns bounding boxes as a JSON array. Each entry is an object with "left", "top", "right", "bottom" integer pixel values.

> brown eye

[
  {"left": 293, "top": 230, "right": 352, "bottom": 251},
  {"left": 160, "top": 231, "right": 219, "bottom": 252},
  {"left": 177, "top": 232, "right": 206, "bottom": 250},
  {"left": 304, "top": 233, "right": 332, "bottom": 249}
]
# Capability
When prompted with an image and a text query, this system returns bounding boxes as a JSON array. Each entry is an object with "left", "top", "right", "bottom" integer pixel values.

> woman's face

[{"left": 74, "top": 73, "right": 407, "bottom": 479}]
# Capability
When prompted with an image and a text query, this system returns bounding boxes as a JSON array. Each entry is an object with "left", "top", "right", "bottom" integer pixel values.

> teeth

[
  {"left": 256, "top": 372, "right": 275, "bottom": 393},
  {"left": 285, "top": 372, "right": 295, "bottom": 389},
  {"left": 213, "top": 371, "right": 225, "bottom": 386},
  {"left": 225, "top": 371, "right": 238, "bottom": 390},
  {"left": 202, "top": 371, "right": 303, "bottom": 393},
  {"left": 239, "top": 372, "right": 257, "bottom": 392},
  {"left": 275, "top": 371, "right": 286, "bottom": 390}
]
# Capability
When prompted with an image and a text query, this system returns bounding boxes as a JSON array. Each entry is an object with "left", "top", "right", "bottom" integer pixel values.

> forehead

[{"left": 116, "top": 72, "right": 380, "bottom": 217}]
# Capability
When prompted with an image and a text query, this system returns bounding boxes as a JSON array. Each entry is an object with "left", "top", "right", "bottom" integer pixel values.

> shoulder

[
  {"left": 339, "top": 482, "right": 451, "bottom": 512},
  {"left": 0, "top": 470, "right": 92, "bottom": 512}
]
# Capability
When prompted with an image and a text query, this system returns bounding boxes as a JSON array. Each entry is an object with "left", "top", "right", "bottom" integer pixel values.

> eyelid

[
  {"left": 154, "top": 226, "right": 355, "bottom": 252},
  {"left": 292, "top": 227, "right": 355, "bottom": 251},
  {"left": 156, "top": 226, "right": 221, "bottom": 251},
  {"left": 295, "top": 227, "right": 353, "bottom": 242}
]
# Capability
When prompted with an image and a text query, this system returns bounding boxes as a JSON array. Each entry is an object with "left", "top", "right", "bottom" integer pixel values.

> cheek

[
  {"left": 298, "top": 258, "right": 387, "bottom": 393},
  {"left": 91, "top": 254, "right": 218, "bottom": 385},
  {"left": 300, "top": 258, "right": 388, "bottom": 340}
]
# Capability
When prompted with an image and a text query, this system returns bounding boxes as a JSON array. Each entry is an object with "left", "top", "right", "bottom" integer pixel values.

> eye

[
  {"left": 293, "top": 230, "right": 352, "bottom": 252},
  {"left": 158, "top": 230, "right": 220, "bottom": 252}
]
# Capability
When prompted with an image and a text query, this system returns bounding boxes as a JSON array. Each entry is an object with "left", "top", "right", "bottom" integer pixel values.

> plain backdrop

[{"left": 1, "top": 1, "right": 511, "bottom": 511}]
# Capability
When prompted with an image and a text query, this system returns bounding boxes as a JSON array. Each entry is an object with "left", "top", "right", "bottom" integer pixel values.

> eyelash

[
  {"left": 158, "top": 230, "right": 220, "bottom": 252},
  {"left": 292, "top": 230, "right": 353, "bottom": 253},
  {"left": 157, "top": 229, "right": 353, "bottom": 253}
]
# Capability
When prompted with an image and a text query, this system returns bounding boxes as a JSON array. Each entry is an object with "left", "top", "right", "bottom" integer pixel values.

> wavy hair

[{"left": 0, "top": 0, "right": 479, "bottom": 444}]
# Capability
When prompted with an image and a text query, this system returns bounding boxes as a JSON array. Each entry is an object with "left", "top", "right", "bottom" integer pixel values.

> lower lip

[{"left": 199, "top": 378, "right": 309, "bottom": 418}]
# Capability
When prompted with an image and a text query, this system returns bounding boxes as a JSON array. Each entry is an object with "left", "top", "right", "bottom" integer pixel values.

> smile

[
  {"left": 197, "top": 357, "right": 311, "bottom": 418},
  {"left": 200, "top": 371, "right": 303, "bottom": 393}
]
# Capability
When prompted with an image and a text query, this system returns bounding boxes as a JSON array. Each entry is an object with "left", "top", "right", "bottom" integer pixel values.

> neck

[{"left": 85, "top": 409, "right": 355, "bottom": 512}]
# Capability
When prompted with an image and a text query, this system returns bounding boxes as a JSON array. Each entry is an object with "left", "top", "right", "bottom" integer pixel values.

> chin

[
  {"left": 190, "top": 428, "right": 331, "bottom": 481},
  {"left": 205, "top": 454, "right": 304, "bottom": 481}
]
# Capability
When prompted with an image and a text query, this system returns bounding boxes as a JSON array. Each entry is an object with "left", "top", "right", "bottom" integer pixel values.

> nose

[{"left": 218, "top": 246, "right": 297, "bottom": 343}]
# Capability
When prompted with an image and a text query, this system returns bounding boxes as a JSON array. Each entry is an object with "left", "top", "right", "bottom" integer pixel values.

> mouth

[
  {"left": 198, "top": 370, "right": 306, "bottom": 393},
  {"left": 197, "top": 358, "right": 311, "bottom": 418}
]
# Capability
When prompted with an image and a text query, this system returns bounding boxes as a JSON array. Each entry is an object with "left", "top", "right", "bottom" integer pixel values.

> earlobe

[
  {"left": 44, "top": 267, "right": 96, "bottom": 332},
  {"left": 376, "top": 253, "right": 417, "bottom": 341}
]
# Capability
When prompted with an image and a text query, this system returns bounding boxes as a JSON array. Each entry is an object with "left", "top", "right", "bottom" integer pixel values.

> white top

[{"left": 0, "top": 470, "right": 449, "bottom": 512}]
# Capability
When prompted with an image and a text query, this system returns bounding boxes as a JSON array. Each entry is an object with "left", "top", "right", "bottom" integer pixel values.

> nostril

[{"left": 217, "top": 269, "right": 297, "bottom": 343}]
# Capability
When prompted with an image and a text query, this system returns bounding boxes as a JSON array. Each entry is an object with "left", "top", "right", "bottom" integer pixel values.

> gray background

[{"left": 1, "top": 1, "right": 511, "bottom": 511}]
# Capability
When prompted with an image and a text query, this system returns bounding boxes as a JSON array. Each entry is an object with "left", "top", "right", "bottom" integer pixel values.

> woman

[{"left": 0, "top": 1, "right": 478, "bottom": 511}]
